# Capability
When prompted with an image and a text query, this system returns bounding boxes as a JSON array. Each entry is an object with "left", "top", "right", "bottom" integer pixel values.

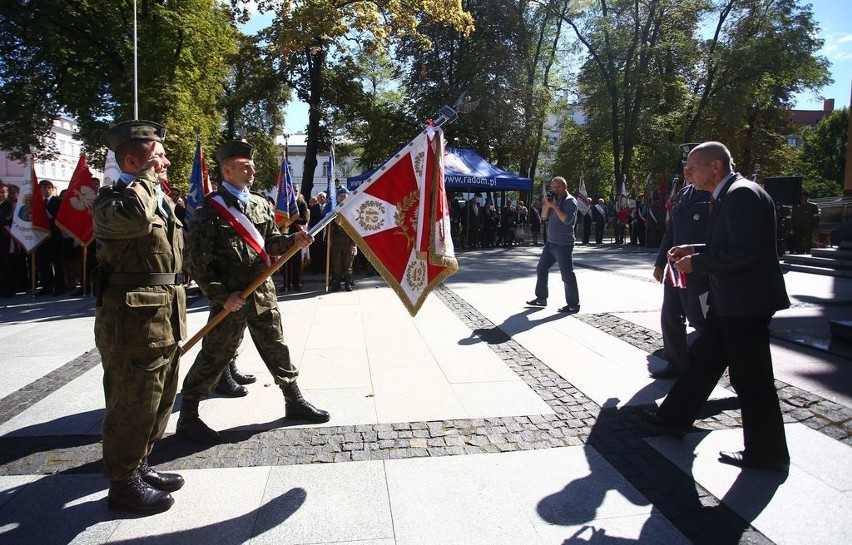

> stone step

[
  {"left": 780, "top": 262, "right": 852, "bottom": 278},
  {"left": 829, "top": 320, "right": 852, "bottom": 343},
  {"left": 811, "top": 247, "right": 852, "bottom": 260},
  {"left": 782, "top": 254, "right": 852, "bottom": 270}
]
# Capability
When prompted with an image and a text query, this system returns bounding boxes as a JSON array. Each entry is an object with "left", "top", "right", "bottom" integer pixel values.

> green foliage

[
  {"left": 0, "top": 0, "right": 236, "bottom": 187},
  {"left": 798, "top": 108, "right": 848, "bottom": 198}
]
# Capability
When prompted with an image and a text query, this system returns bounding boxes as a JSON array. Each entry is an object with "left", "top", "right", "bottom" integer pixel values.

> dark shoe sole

[
  {"left": 640, "top": 409, "right": 689, "bottom": 439},
  {"left": 526, "top": 299, "right": 546, "bottom": 307},
  {"left": 284, "top": 412, "right": 331, "bottom": 424},
  {"left": 649, "top": 370, "right": 678, "bottom": 379},
  {"left": 214, "top": 386, "right": 248, "bottom": 397},
  {"left": 107, "top": 494, "right": 174, "bottom": 515},
  {"left": 719, "top": 451, "right": 790, "bottom": 472}
]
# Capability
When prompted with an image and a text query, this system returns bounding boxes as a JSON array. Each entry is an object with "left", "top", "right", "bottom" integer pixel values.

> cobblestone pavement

[{"left": 1, "top": 282, "right": 850, "bottom": 544}]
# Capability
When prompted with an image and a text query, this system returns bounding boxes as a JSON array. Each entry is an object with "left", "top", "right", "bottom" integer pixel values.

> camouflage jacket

[
  {"left": 93, "top": 168, "right": 187, "bottom": 356},
  {"left": 185, "top": 187, "right": 295, "bottom": 312}
]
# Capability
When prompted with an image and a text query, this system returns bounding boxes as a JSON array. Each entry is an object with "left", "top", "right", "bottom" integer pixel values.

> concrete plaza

[{"left": 0, "top": 243, "right": 850, "bottom": 544}]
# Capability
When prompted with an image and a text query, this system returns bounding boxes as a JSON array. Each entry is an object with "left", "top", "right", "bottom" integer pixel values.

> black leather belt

[{"left": 108, "top": 272, "right": 185, "bottom": 286}]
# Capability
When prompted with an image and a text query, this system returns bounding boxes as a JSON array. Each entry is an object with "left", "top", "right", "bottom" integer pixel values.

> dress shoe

[
  {"left": 108, "top": 470, "right": 174, "bottom": 515},
  {"left": 176, "top": 399, "right": 220, "bottom": 445},
  {"left": 283, "top": 383, "right": 330, "bottom": 423},
  {"left": 138, "top": 459, "right": 184, "bottom": 492},
  {"left": 640, "top": 409, "right": 689, "bottom": 439},
  {"left": 229, "top": 360, "right": 256, "bottom": 385},
  {"left": 345, "top": 283, "right": 353, "bottom": 292},
  {"left": 558, "top": 305, "right": 580, "bottom": 314},
  {"left": 650, "top": 368, "right": 678, "bottom": 379},
  {"left": 329, "top": 284, "right": 341, "bottom": 292},
  {"left": 526, "top": 298, "right": 547, "bottom": 307},
  {"left": 215, "top": 365, "right": 248, "bottom": 397},
  {"left": 718, "top": 450, "right": 790, "bottom": 472}
]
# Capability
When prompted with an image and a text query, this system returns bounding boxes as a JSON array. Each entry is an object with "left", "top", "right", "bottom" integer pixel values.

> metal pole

[{"left": 133, "top": 0, "right": 138, "bottom": 120}]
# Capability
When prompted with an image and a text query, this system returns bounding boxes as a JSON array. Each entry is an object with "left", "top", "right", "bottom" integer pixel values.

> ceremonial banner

[
  {"left": 102, "top": 150, "right": 121, "bottom": 188},
  {"left": 185, "top": 139, "right": 210, "bottom": 222},
  {"left": 56, "top": 153, "right": 97, "bottom": 246},
  {"left": 10, "top": 159, "right": 50, "bottom": 252},
  {"left": 335, "top": 127, "right": 458, "bottom": 316},
  {"left": 324, "top": 145, "right": 337, "bottom": 218},
  {"left": 274, "top": 149, "right": 299, "bottom": 228}
]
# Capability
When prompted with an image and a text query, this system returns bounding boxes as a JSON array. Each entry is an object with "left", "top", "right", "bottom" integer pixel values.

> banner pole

[
  {"left": 180, "top": 96, "right": 471, "bottom": 355},
  {"left": 180, "top": 213, "right": 340, "bottom": 355}
]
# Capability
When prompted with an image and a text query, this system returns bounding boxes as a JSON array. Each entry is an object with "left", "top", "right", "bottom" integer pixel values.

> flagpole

[
  {"left": 180, "top": 210, "right": 342, "bottom": 355},
  {"left": 181, "top": 96, "right": 473, "bottom": 353},
  {"left": 133, "top": 0, "right": 138, "bottom": 120}
]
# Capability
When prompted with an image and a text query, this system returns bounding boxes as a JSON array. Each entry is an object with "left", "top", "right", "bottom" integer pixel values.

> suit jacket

[
  {"left": 655, "top": 185, "right": 712, "bottom": 268},
  {"left": 691, "top": 174, "right": 789, "bottom": 317}
]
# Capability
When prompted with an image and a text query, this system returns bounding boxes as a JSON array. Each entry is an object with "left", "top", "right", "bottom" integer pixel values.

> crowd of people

[{"left": 2, "top": 134, "right": 799, "bottom": 517}]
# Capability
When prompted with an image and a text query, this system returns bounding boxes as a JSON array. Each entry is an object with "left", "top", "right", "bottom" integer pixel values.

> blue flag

[
  {"left": 324, "top": 145, "right": 337, "bottom": 217},
  {"left": 186, "top": 140, "right": 209, "bottom": 222},
  {"left": 274, "top": 148, "right": 299, "bottom": 228}
]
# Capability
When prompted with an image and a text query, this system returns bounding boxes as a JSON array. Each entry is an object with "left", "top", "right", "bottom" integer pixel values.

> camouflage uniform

[
  {"left": 94, "top": 168, "right": 186, "bottom": 480},
  {"left": 328, "top": 219, "right": 355, "bottom": 288},
  {"left": 181, "top": 187, "right": 300, "bottom": 400}
]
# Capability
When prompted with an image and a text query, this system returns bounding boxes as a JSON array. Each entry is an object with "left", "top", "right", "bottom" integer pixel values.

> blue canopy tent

[
  {"left": 346, "top": 147, "right": 532, "bottom": 192},
  {"left": 346, "top": 147, "right": 532, "bottom": 249}
]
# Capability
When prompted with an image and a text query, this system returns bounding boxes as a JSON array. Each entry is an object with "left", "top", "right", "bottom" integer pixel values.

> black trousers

[{"left": 658, "top": 312, "right": 789, "bottom": 463}]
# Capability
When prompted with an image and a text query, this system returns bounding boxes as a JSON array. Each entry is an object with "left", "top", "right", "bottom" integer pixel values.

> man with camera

[{"left": 526, "top": 176, "right": 581, "bottom": 314}]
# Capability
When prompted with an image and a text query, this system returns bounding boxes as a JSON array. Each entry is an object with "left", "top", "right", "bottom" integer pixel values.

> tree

[
  {"left": 218, "top": 33, "right": 292, "bottom": 191},
  {"left": 0, "top": 0, "right": 236, "bottom": 186},
  {"left": 252, "top": 0, "right": 474, "bottom": 197},
  {"left": 799, "top": 108, "right": 848, "bottom": 198}
]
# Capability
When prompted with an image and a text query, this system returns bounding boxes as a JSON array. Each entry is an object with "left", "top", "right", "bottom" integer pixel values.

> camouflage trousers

[
  {"left": 329, "top": 243, "right": 354, "bottom": 285},
  {"left": 101, "top": 346, "right": 180, "bottom": 480},
  {"left": 181, "top": 304, "right": 299, "bottom": 400}
]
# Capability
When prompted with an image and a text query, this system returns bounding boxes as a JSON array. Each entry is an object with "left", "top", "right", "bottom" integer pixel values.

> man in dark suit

[
  {"left": 652, "top": 141, "right": 790, "bottom": 472},
  {"left": 36, "top": 180, "right": 65, "bottom": 295},
  {"left": 651, "top": 182, "right": 712, "bottom": 378}
]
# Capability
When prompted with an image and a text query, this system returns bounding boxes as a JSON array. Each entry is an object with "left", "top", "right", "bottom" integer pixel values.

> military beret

[
  {"left": 801, "top": 190, "right": 810, "bottom": 196},
  {"left": 101, "top": 120, "right": 165, "bottom": 152},
  {"left": 216, "top": 140, "right": 254, "bottom": 162},
  {"left": 336, "top": 186, "right": 349, "bottom": 196}
]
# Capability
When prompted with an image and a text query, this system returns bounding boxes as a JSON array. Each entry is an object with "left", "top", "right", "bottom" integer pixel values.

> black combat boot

[
  {"left": 282, "top": 382, "right": 330, "bottom": 423},
  {"left": 214, "top": 364, "right": 248, "bottom": 397},
  {"left": 229, "top": 358, "right": 256, "bottom": 385},
  {"left": 176, "top": 399, "right": 220, "bottom": 445},
  {"left": 108, "top": 469, "right": 174, "bottom": 515},
  {"left": 138, "top": 458, "right": 184, "bottom": 492}
]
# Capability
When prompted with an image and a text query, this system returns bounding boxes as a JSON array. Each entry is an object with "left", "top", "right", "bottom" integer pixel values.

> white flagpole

[{"left": 133, "top": 0, "right": 138, "bottom": 120}]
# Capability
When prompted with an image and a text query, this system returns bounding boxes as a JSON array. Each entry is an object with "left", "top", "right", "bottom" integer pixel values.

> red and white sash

[{"left": 208, "top": 195, "right": 271, "bottom": 266}]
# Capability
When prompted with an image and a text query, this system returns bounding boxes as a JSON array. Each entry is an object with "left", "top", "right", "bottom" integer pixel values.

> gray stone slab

[
  {"left": 0, "top": 473, "right": 118, "bottom": 545},
  {"left": 251, "top": 461, "right": 393, "bottom": 544},
  {"left": 646, "top": 424, "right": 852, "bottom": 545},
  {"left": 384, "top": 446, "right": 679, "bottom": 545},
  {"left": 106, "top": 466, "right": 271, "bottom": 544}
]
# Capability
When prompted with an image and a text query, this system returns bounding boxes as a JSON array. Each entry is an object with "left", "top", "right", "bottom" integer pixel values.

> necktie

[{"left": 709, "top": 198, "right": 716, "bottom": 216}]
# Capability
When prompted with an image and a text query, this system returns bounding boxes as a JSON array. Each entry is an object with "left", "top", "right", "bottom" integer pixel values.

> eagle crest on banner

[{"left": 356, "top": 200, "right": 386, "bottom": 232}]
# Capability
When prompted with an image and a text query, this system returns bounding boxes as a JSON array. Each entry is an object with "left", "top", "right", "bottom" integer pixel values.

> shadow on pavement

[
  {"left": 0, "top": 469, "right": 306, "bottom": 545},
  {"left": 539, "top": 381, "right": 785, "bottom": 544}
]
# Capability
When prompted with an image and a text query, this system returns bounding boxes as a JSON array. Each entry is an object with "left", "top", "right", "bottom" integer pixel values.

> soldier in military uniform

[
  {"left": 328, "top": 187, "right": 356, "bottom": 291},
  {"left": 94, "top": 120, "right": 186, "bottom": 515},
  {"left": 651, "top": 181, "right": 712, "bottom": 378},
  {"left": 177, "top": 140, "right": 329, "bottom": 445}
]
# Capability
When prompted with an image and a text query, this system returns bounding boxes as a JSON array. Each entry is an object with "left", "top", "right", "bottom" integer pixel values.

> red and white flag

[
  {"left": 10, "top": 158, "right": 50, "bottom": 253},
  {"left": 335, "top": 126, "right": 458, "bottom": 316},
  {"left": 56, "top": 153, "right": 98, "bottom": 246}
]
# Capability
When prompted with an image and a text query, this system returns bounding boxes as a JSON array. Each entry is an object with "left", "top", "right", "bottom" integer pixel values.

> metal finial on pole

[{"left": 133, "top": 0, "right": 138, "bottom": 120}]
